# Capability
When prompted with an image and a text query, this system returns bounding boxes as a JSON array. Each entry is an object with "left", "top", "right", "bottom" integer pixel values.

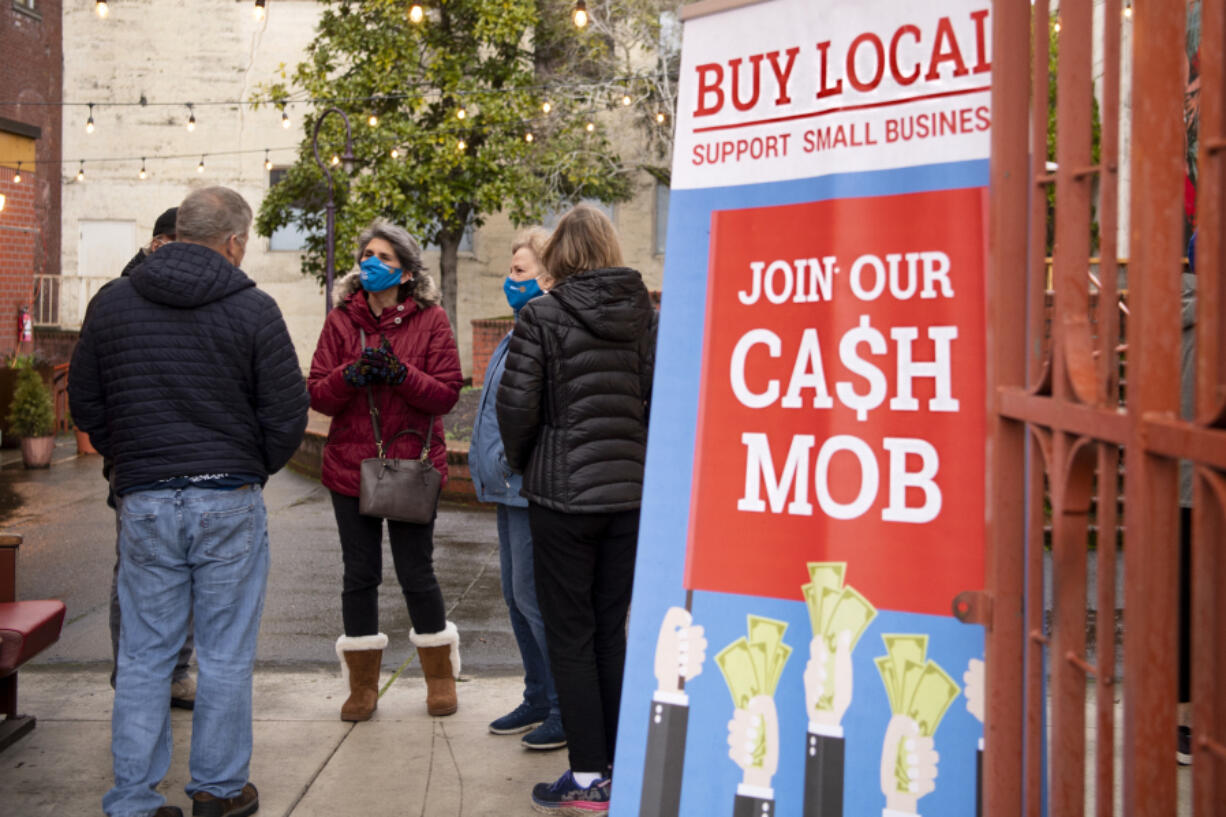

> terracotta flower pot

[
  {"left": 20, "top": 435, "right": 55, "bottom": 469},
  {"left": 75, "top": 429, "right": 98, "bottom": 455}
]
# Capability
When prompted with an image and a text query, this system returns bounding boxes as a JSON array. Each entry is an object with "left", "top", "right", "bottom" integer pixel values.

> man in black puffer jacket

[
  {"left": 70, "top": 186, "right": 308, "bottom": 817},
  {"left": 497, "top": 204, "right": 657, "bottom": 814}
]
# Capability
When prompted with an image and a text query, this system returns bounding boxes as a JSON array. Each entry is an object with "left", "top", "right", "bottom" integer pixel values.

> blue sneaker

[
  {"left": 489, "top": 700, "right": 548, "bottom": 735},
  {"left": 531, "top": 770, "right": 610, "bottom": 814},
  {"left": 522, "top": 712, "right": 567, "bottom": 750}
]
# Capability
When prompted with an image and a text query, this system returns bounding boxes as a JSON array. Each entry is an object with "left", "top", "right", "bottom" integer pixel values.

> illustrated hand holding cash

[
  {"left": 875, "top": 634, "right": 961, "bottom": 814},
  {"left": 727, "top": 695, "right": 779, "bottom": 790},
  {"left": 963, "top": 657, "right": 984, "bottom": 723},
  {"left": 654, "top": 606, "right": 708, "bottom": 694},
  {"left": 802, "top": 562, "right": 877, "bottom": 719},
  {"left": 717, "top": 615, "right": 791, "bottom": 791},
  {"left": 805, "top": 629, "right": 853, "bottom": 727}
]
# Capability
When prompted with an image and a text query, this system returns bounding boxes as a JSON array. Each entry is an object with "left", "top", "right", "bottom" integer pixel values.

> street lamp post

[{"left": 312, "top": 107, "right": 356, "bottom": 313}]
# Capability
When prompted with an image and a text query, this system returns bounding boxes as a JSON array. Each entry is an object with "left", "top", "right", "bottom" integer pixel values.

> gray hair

[
  {"left": 511, "top": 227, "right": 549, "bottom": 260},
  {"left": 176, "top": 187, "right": 253, "bottom": 246},
  {"left": 355, "top": 218, "right": 425, "bottom": 275}
]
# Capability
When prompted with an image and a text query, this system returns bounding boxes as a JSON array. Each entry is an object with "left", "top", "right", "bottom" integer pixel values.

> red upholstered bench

[{"left": 0, "top": 535, "right": 66, "bottom": 752}]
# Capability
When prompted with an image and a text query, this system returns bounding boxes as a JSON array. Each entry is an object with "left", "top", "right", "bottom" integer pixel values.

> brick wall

[
  {"left": 0, "top": 0, "right": 64, "bottom": 360},
  {"left": 470, "top": 318, "right": 514, "bottom": 387}
]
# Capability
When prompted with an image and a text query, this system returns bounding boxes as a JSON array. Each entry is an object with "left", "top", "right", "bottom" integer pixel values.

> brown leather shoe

[{"left": 191, "top": 782, "right": 258, "bottom": 817}]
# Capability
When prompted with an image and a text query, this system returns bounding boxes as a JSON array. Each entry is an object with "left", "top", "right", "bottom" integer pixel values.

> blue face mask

[
  {"left": 359, "top": 256, "right": 403, "bottom": 293},
  {"left": 504, "top": 276, "right": 543, "bottom": 313}
]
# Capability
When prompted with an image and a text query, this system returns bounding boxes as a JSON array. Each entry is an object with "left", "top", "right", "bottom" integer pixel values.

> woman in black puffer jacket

[{"left": 497, "top": 204, "right": 657, "bottom": 811}]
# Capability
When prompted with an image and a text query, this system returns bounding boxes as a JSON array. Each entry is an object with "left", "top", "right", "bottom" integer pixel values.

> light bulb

[
  {"left": 253, "top": 0, "right": 266, "bottom": 21},
  {"left": 330, "top": 154, "right": 340, "bottom": 166},
  {"left": 186, "top": 106, "right": 196, "bottom": 131},
  {"left": 390, "top": 147, "right": 400, "bottom": 159},
  {"left": 264, "top": 151, "right": 272, "bottom": 171},
  {"left": 368, "top": 114, "right": 379, "bottom": 127},
  {"left": 13, "top": 164, "right": 21, "bottom": 184},
  {"left": 622, "top": 95, "right": 632, "bottom": 106},
  {"left": 456, "top": 107, "right": 466, "bottom": 120},
  {"left": 138, "top": 161, "right": 147, "bottom": 180},
  {"left": 525, "top": 132, "right": 534, "bottom": 143},
  {"left": 197, "top": 157, "right": 205, "bottom": 174},
  {"left": 409, "top": 3, "right": 424, "bottom": 23},
  {"left": 95, "top": 1, "right": 108, "bottom": 18},
  {"left": 573, "top": 0, "right": 588, "bottom": 28},
  {"left": 542, "top": 101, "right": 552, "bottom": 114},
  {"left": 456, "top": 139, "right": 466, "bottom": 152},
  {"left": 1054, "top": 18, "right": 1061, "bottom": 32},
  {"left": 281, "top": 111, "right": 291, "bottom": 128},
  {"left": 1123, "top": 3, "right": 1132, "bottom": 17},
  {"left": 585, "top": 121, "right": 595, "bottom": 132},
  {"left": 77, "top": 163, "right": 85, "bottom": 181},
  {"left": 86, "top": 117, "right": 95, "bottom": 134},
  {"left": 655, "top": 111, "right": 666, "bottom": 124}
]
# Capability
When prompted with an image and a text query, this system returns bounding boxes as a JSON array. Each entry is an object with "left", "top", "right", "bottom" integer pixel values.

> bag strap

[{"left": 360, "top": 327, "right": 433, "bottom": 462}]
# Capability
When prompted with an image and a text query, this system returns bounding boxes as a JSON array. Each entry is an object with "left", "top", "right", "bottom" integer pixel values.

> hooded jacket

[
  {"left": 470, "top": 330, "right": 526, "bottom": 506},
  {"left": 69, "top": 242, "right": 310, "bottom": 496},
  {"left": 496, "top": 266, "right": 657, "bottom": 513},
  {"left": 308, "top": 270, "right": 462, "bottom": 497}
]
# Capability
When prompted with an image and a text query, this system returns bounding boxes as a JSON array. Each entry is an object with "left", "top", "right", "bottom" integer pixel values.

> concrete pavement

[{"left": 0, "top": 437, "right": 571, "bottom": 816}]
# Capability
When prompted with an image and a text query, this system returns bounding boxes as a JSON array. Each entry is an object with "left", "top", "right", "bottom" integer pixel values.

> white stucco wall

[{"left": 60, "top": 0, "right": 670, "bottom": 377}]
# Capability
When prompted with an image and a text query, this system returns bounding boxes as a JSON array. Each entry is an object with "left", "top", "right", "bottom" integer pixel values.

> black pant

[
  {"left": 529, "top": 502, "right": 639, "bottom": 774},
  {"left": 331, "top": 491, "right": 446, "bottom": 637}
]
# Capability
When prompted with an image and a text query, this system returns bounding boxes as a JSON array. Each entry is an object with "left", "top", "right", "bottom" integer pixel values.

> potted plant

[{"left": 8, "top": 365, "right": 56, "bottom": 468}]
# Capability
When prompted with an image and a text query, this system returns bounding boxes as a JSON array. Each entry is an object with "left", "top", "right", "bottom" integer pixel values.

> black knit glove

[
  {"left": 361, "top": 338, "right": 408, "bottom": 386},
  {"left": 342, "top": 357, "right": 378, "bottom": 387}
]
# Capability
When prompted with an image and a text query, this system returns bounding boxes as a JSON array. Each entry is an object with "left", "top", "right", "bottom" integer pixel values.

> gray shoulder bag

[{"left": 356, "top": 328, "right": 442, "bottom": 523}]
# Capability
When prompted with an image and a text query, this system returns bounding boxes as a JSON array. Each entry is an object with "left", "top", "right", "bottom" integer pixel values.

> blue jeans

[
  {"left": 498, "top": 504, "right": 558, "bottom": 716},
  {"left": 104, "top": 486, "right": 269, "bottom": 817}
]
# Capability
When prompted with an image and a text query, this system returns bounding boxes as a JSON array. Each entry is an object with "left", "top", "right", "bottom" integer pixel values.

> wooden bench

[{"left": 0, "top": 534, "right": 66, "bottom": 752}]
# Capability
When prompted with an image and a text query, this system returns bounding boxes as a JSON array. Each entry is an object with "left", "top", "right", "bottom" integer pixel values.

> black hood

[
  {"left": 548, "top": 267, "right": 653, "bottom": 342},
  {"left": 129, "top": 242, "right": 254, "bottom": 308}
]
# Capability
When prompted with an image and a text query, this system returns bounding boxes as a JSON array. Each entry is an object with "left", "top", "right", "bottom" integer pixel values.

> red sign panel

[{"left": 684, "top": 188, "right": 986, "bottom": 616}]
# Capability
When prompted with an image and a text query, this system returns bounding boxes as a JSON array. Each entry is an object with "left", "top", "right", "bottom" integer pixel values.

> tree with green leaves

[{"left": 256, "top": 0, "right": 679, "bottom": 328}]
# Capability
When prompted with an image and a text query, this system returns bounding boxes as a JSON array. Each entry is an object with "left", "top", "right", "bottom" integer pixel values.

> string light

[
  {"left": 1054, "top": 16, "right": 1061, "bottom": 32},
  {"left": 76, "top": 161, "right": 85, "bottom": 182},
  {"left": 281, "top": 110, "right": 291, "bottom": 128},
  {"left": 390, "top": 147, "right": 400, "bottom": 159},
  {"left": 86, "top": 103, "right": 96, "bottom": 134},
  {"left": 138, "top": 159, "right": 147, "bottom": 179},
  {"left": 330, "top": 154, "right": 340, "bottom": 166},
  {"left": 263, "top": 150, "right": 273, "bottom": 171},
  {"left": 456, "top": 107, "right": 467, "bottom": 120},
  {"left": 197, "top": 156, "right": 206, "bottom": 173},
  {"left": 541, "top": 101, "right": 552, "bottom": 114},
  {"left": 456, "top": 139, "right": 466, "bottom": 152},
  {"left": 186, "top": 104, "right": 196, "bottom": 132},
  {"left": 95, "top": 1, "right": 108, "bottom": 19},
  {"left": 367, "top": 113, "right": 379, "bottom": 127},
  {"left": 621, "top": 94, "right": 632, "bottom": 106},
  {"left": 1123, "top": 0, "right": 1132, "bottom": 18},
  {"left": 409, "top": 3, "right": 424, "bottom": 24},
  {"left": 13, "top": 162, "right": 21, "bottom": 183},
  {"left": 585, "top": 121, "right": 595, "bottom": 132},
  {"left": 655, "top": 111, "right": 666, "bottom": 124},
  {"left": 524, "top": 132, "right": 534, "bottom": 143},
  {"left": 253, "top": 0, "right": 266, "bottom": 21},
  {"left": 573, "top": 0, "right": 588, "bottom": 28}
]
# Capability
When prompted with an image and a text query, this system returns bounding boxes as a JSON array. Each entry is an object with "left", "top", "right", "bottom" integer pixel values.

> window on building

[
  {"left": 654, "top": 182, "right": 670, "bottom": 256},
  {"left": 12, "top": 0, "right": 39, "bottom": 17},
  {"left": 268, "top": 167, "right": 311, "bottom": 252}
]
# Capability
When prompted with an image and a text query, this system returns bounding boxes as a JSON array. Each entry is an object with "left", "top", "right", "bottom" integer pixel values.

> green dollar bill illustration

[
  {"left": 824, "top": 586, "right": 877, "bottom": 650},
  {"left": 883, "top": 633, "right": 928, "bottom": 688},
  {"left": 807, "top": 561, "right": 846, "bottom": 593},
  {"left": 747, "top": 615, "right": 788, "bottom": 692},
  {"left": 802, "top": 583, "right": 822, "bottom": 634},
  {"left": 716, "top": 639, "right": 759, "bottom": 709},
  {"left": 816, "top": 585, "right": 843, "bottom": 635},
  {"left": 905, "top": 661, "right": 961, "bottom": 737},
  {"left": 747, "top": 641, "right": 770, "bottom": 700},
  {"left": 875, "top": 654, "right": 902, "bottom": 713},
  {"left": 767, "top": 642, "right": 792, "bottom": 695}
]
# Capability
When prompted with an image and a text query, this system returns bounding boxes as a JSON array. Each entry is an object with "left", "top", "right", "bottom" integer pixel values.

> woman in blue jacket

[{"left": 470, "top": 228, "right": 565, "bottom": 750}]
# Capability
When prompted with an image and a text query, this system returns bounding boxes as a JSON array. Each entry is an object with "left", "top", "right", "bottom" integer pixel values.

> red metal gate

[{"left": 981, "top": 0, "right": 1226, "bottom": 815}]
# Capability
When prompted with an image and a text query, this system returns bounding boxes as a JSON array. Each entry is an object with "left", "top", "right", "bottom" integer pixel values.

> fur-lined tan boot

[
  {"left": 335, "top": 633, "right": 387, "bottom": 722},
  {"left": 410, "top": 622, "right": 460, "bottom": 716}
]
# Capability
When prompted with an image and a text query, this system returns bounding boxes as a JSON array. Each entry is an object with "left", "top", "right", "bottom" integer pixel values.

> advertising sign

[{"left": 614, "top": 2, "right": 990, "bottom": 816}]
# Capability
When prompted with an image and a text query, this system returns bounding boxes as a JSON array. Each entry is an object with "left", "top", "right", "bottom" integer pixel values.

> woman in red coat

[{"left": 309, "top": 219, "right": 463, "bottom": 721}]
